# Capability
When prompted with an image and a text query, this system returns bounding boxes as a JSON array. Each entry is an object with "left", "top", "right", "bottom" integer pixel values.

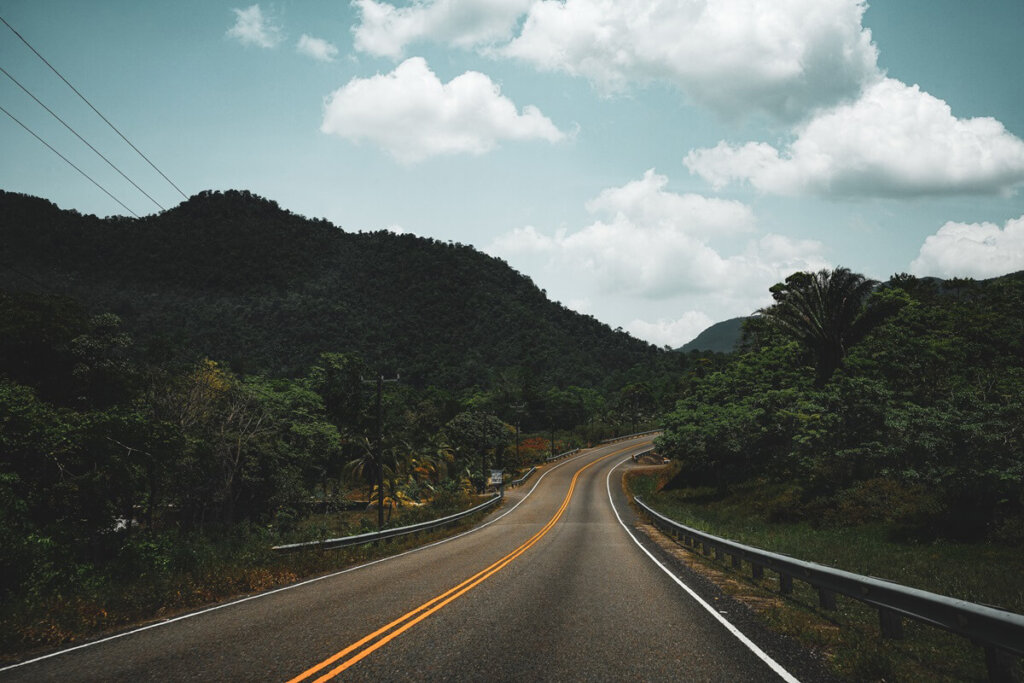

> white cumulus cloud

[
  {"left": 489, "top": 169, "right": 826, "bottom": 304},
  {"left": 910, "top": 215, "right": 1024, "bottom": 279},
  {"left": 297, "top": 34, "right": 339, "bottom": 62},
  {"left": 585, "top": 169, "right": 755, "bottom": 240},
  {"left": 489, "top": 171, "right": 829, "bottom": 346},
  {"left": 351, "top": 0, "right": 878, "bottom": 120},
  {"left": 320, "top": 57, "right": 565, "bottom": 163},
  {"left": 685, "top": 78, "right": 1024, "bottom": 198},
  {"left": 353, "top": 0, "right": 533, "bottom": 59},
  {"left": 502, "top": 0, "right": 878, "bottom": 120},
  {"left": 226, "top": 4, "right": 283, "bottom": 48}
]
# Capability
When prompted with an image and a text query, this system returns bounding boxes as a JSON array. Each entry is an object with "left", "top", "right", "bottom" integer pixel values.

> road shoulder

[{"left": 611, "top": 461, "right": 841, "bottom": 683}]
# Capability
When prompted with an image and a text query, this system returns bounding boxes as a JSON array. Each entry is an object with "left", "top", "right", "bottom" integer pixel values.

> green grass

[
  {"left": 0, "top": 495, "right": 497, "bottom": 663},
  {"left": 626, "top": 471, "right": 1024, "bottom": 681}
]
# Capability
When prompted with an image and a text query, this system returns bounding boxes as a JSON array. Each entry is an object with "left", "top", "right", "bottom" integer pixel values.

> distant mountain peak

[{"left": 678, "top": 316, "right": 747, "bottom": 353}]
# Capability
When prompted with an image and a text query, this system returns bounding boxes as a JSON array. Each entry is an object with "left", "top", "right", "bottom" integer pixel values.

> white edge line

[
  {"left": 605, "top": 456, "right": 801, "bottom": 683},
  {"left": 0, "top": 446, "right": 603, "bottom": 673}
]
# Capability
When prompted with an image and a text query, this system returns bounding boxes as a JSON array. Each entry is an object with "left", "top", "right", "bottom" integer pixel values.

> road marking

[
  {"left": 0, "top": 447, "right": 600, "bottom": 675},
  {"left": 605, "top": 457, "right": 801, "bottom": 683},
  {"left": 287, "top": 444, "right": 645, "bottom": 682}
]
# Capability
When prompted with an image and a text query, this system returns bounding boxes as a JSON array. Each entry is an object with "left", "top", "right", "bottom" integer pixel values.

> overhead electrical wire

[
  {"left": 0, "top": 65, "right": 165, "bottom": 211},
  {"left": 0, "top": 14, "right": 188, "bottom": 201},
  {"left": 0, "top": 103, "right": 139, "bottom": 217}
]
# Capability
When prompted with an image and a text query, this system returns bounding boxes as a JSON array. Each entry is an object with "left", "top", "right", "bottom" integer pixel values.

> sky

[{"left": 1, "top": 0, "right": 1023, "bottom": 348}]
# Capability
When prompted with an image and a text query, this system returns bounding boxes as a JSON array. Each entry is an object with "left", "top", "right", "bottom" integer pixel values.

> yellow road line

[{"left": 286, "top": 443, "right": 644, "bottom": 683}]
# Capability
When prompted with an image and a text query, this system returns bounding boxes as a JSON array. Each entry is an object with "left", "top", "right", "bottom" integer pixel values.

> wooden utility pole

[
  {"left": 511, "top": 403, "right": 525, "bottom": 468},
  {"left": 366, "top": 372, "right": 399, "bottom": 531}
]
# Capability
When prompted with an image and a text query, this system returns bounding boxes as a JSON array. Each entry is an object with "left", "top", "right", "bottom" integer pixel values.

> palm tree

[
  {"left": 758, "top": 267, "right": 881, "bottom": 386},
  {"left": 343, "top": 436, "right": 387, "bottom": 503}
]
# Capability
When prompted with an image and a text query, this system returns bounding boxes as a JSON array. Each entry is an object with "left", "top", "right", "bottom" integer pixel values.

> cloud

[
  {"left": 320, "top": 57, "right": 565, "bottom": 163},
  {"left": 626, "top": 312, "right": 714, "bottom": 349},
  {"left": 910, "top": 215, "right": 1024, "bottom": 279},
  {"left": 489, "top": 169, "right": 826, "bottom": 301},
  {"left": 501, "top": 0, "right": 879, "bottom": 120},
  {"left": 226, "top": 4, "right": 283, "bottom": 48},
  {"left": 585, "top": 169, "right": 755, "bottom": 240},
  {"left": 352, "top": 0, "right": 533, "bottom": 59},
  {"left": 685, "top": 78, "right": 1024, "bottom": 198},
  {"left": 488, "top": 171, "right": 829, "bottom": 346},
  {"left": 297, "top": 34, "right": 339, "bottom": 62},
  {"left": 351, "top": 0, "right": 878, "bottom": 121}
]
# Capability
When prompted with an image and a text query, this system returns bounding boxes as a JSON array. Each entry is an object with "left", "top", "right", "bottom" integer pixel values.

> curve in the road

[{"left": 287, "top": 444, "right": 636, "bottom": 682}]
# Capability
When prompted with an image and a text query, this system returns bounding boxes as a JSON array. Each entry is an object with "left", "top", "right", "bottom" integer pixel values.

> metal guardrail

[
  {"left": 633, "top": 496, "right": 1024, "bottom": 681},
  {"left": 601, "top": 429, "right": 661, "bottom": 444},
  {"left": 272, "top": 493, "right": 502, "bottom": 553},
  {"left": 543, "top": 433, "right": 658, "bottom": 467},
  {"left": 546, "top": 448, "right": 579, "bottom": 463},
  {"left": 507, "top": 466, "right": 536, "bottom": 488}
]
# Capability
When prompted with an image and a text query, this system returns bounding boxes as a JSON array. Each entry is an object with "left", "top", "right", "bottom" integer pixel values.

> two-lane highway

[{"left": 2, "top": 438, "right": 802, "bottom": 681}]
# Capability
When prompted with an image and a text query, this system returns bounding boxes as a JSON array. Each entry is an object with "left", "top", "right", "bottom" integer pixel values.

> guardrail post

[
  {"left": 630, "top": 495, "right": 1024, "bottom": 667},
  {"left": 879, "top": 608, "right": 904, "bottom": 639},
  {"left": 984, "top": 647, "right": 1019, "bottom": 683},
  {"left": 731, "top": 554, "right": 741, "bottom": 570}
]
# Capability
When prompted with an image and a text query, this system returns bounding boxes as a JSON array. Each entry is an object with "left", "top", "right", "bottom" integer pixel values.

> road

[{"left": 1, "top": 438, "right": 815, "bottom": 681}]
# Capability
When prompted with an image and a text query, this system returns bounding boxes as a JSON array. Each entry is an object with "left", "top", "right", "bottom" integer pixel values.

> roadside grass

[
  {"left": 0, "top": 494, "right": 499, "bottom": 664},
  {"left": 626, "top": 470, "right": 1024, "bottom": 682}
]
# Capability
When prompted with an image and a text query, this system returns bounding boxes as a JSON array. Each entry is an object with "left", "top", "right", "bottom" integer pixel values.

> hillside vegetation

[
  {"left": 659, "top": 268, "right": 1024, "bottom": 542},
  {"left": 0, "top": 189, "right": 664, "bottom": 388},
  {"left": 650, "top": 268, "right": 1024, "bottom": 680}
]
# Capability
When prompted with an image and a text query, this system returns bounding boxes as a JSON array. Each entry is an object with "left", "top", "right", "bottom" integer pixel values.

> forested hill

[
  {"left": 678, "top": 316, "right": 746, "bottom": 353},
  {"left": 0, "top": 189, "right": 661, "bottom": 387}
]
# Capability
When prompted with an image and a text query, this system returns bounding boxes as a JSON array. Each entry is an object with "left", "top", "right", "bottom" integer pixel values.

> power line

[
  {"left": 0, "top": 103, "right": 139, "bottom": 217},
  {"left": 0, "top": 14, "right": 188, "bottom": 201},
  {"left": 1, "top": 65, "right": 166, "bottom": 211}
]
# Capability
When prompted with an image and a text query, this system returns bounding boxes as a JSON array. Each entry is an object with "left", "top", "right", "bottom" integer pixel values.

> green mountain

[
  {"left": 0, "top": 189, "right": 662, "bottom": 388},
  {"left": 679, "top": 316, "right": 747, "bottom": 353}
]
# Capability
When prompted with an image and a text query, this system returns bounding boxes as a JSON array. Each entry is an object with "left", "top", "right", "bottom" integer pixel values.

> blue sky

[{"left": 2, "top": 0, "right": 1022, "bottom": 347}]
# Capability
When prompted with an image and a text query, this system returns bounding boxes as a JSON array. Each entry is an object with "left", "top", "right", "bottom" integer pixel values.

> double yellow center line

[{"left": 286, "top": 444, "right": 639, "bottom": 682}]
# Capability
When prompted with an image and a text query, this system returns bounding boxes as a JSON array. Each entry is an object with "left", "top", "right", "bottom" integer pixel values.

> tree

[
  {"left": 442, "top": 411, "right": 511, "bottom": 492},
  {"left": 759, "top": 267, "right": 883, "bottom": 386}
]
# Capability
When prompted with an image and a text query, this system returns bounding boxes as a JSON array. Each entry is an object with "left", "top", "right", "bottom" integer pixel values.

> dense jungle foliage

[
  {"left": 658, "top": 269, "right": 1024, "bottom": 542},
  {"left": 0, "top": 190, "right": 685, "bottom": 646}
]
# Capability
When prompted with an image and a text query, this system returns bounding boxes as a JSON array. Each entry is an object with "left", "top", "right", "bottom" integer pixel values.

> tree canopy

[
  {"left": 0, "top": 189, "right": 665, "bottom": 390},
  {"left": 659, "top": 269, "right": 1024, "bottom": 542},
  {"left": 758, "top": 267, "right": 885, "bottom": 385}
]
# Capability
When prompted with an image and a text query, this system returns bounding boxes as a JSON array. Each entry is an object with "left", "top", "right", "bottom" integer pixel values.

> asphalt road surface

[{"left": 2, "top": 438, "right": 820, "bottom": 682}]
